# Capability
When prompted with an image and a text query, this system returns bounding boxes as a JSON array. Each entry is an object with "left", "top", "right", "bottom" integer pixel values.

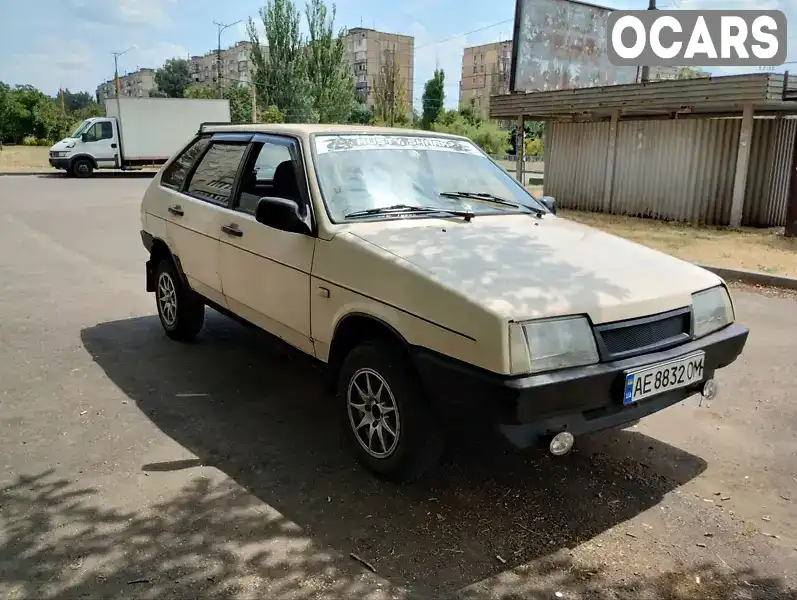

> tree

[
  {"left": 259, "top": 105, "right": 285, "bottom": 123},
  {"left": 674, "top": 67, "right": 710, "bottom": 80},
  {"left": 184, "top": 84, "right": 216, "bottom": 100},
  {"left": 56, "top": 90, "right": 93, "bottom": 113},
  {"left": 154, "top": 59, "right": 192, "bottom": 98},
  {"left": 186, "top": 83, "right": 253, "bottom": 123},
  {"left": 421, "top": 69, "right": 445, "bottom": 129},
  {"left": 304, "top": 0, "right": 354, "bottom": 123},
  {"left": 224, "top": 85, "right": 253, "bottom": 123},
  {"left": 371, "top": 48, "right": 406, "bottom": 126},
  {"left": 248, "top": 0, "right": 316, "bottom": 123},
  {"left": 459, "top": 99, "right": 481, "bottom": 127},
  {"left": 348, "top": 98, "right": 372, "bottom": 124}
]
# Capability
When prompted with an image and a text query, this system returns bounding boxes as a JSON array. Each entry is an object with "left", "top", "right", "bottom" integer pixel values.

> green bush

[
  {"left": 525, "top": 137, "right": 544, "bottom": 156},
  {"left": 22, "top": 137, "right": 53, "bottom": 146},
  {"left": 431, "top": 113, "right": 506, "bottom": 156}
]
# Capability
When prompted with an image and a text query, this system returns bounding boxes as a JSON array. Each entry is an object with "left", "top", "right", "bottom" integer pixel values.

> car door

[
  {"left": 163, "top": 133, "right": 252, "bottom": 308},
  {"left": 82, "top": 119, "right": 117, "bottom": 167},
  {"left": 218, "top": 134, "right": 316, "bottom": 356}
]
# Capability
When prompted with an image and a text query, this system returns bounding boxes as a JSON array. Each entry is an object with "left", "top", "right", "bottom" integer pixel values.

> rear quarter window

[{"left": 161, "top": 137, "right": 211, "bottom": 190}]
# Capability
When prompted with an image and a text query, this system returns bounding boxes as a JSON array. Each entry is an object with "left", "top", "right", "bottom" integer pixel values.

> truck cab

[{"left": 48, "top": 117, "right": 119, "bottom": 177}]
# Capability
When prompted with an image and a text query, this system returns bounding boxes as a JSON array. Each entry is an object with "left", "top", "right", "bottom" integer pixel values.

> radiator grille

[{"left": 596, "top": 310, "right": 690, "bottom": 360}]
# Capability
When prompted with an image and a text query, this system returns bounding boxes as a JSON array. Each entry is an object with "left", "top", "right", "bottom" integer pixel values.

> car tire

[
  {"left": 338, "top": 341, "right": 444, "bottom": 483},
  {"left": 154, "top": 258, "right": 205, "bottom": 342},
  {"left": 71, "top": 158, "right": 93, "bottom": 178}
]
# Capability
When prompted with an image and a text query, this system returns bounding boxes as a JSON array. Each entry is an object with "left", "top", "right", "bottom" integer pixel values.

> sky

[{"left": 0, "top": 0, "right": 795, "bottom": 111}]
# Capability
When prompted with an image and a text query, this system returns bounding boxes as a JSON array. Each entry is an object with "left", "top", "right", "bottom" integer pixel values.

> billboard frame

[{"left": 508, "top": 0, "right": 620, "bottom": 93}]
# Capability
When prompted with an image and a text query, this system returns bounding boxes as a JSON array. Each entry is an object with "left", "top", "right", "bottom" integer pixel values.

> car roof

[{"left": 201, "top": 122, "right": 470, "bottom": 140}]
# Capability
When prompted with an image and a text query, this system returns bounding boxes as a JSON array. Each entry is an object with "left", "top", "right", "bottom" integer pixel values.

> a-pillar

[{"left": 729, "top": 103, "right": 754, "bottom": 228}]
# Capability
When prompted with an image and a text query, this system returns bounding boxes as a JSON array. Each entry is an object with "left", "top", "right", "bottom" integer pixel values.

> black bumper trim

[
  {"left": 49, "top": 158, "right": 69, "bottom": 170},
  {"left": 140, "top": 230, "right": 155, "bottom": 252},
  {"left": 411, "top": 322, "right": 749, "bottom": 448}
]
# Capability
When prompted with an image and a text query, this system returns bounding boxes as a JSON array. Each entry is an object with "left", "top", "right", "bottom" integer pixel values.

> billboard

[{"left": 510, "top": 0, "right": 640, "bottom": 92}]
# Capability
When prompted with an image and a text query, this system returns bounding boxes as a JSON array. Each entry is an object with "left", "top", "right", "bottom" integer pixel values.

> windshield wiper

[
  {"left": 440, "top": 191, "right": 545, "bottom": 217},
  {"left": 345, "top": 204, "right": 474, "bottom": 221}
]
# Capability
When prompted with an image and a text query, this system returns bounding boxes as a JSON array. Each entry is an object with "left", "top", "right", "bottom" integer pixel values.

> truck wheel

[
  {"left": 154, "top": 258, "right": 205, "bottom": 342},
  {"left": 338, "top": 341, "right": 444, "bottom": 482},
  {"left": 71, "top": 158, "right": 94, "bottom": 178}
]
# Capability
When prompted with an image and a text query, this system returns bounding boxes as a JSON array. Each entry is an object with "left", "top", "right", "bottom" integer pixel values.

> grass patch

[{"left": 0, "top": 146, "right": 50, "bottom": 172}]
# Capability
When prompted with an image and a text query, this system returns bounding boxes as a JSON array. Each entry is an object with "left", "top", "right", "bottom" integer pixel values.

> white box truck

[{"left": 48, "top": 97, "right": 231, "bottom": 178}]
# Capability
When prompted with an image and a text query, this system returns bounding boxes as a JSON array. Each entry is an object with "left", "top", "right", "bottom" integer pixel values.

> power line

[{"left": 413, "top": 19, "right": 513, "bottom": 52}]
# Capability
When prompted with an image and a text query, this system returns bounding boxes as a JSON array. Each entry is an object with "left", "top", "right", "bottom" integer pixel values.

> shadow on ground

[
  {"left": 44, "top": 312, "right": 727, "bottom": 598},
  {"left": 3, "top": 469, "right": 793, "bottom": 600}
]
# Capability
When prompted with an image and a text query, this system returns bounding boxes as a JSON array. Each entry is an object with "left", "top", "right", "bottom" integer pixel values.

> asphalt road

[{"left": 0, "top": 174, "right": 795, "bottom": 600}]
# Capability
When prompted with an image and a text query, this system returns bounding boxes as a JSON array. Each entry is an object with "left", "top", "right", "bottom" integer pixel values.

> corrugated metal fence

[{"left": 545, "top": 118, "right": 797, "bottom": 227}]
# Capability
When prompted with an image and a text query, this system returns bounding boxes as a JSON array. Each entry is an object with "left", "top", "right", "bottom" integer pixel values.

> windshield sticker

[{"left": 315, "top": 135, "right": 482, "bottom": 155}]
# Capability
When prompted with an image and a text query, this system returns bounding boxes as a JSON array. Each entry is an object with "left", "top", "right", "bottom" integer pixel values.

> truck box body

[{"left": 104, "top": 98, "right": 231, "bottom": 161}]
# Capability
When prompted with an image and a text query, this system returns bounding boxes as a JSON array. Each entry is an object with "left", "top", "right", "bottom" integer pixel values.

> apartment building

[
  {"left": 189, "top": 40, "right": 255, "bottom": 87},
  {"left": 458, "top": 40, "right": 512, "bottom": 121},
  {"left": 342, "top": 27, "right": 414, "bottom": 117},
  {"left": 96, "top": 68, "right": 157, "bottom": 102}
]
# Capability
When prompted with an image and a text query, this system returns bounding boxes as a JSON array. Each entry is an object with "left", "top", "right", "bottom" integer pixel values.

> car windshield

[
  {"left": 312, "top": 134, "right": 546, "bottom": 221},
  {"left": 69, "top": 119, "right": 93, "bottom": 138}
]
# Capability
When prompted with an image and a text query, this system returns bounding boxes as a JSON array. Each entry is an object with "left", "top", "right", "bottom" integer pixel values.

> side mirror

[
  {"left": 255, "top": 196, "right": 310, "bottom": 234},
  {"left": 540, "top": 195, "right": 557, "bottom": 215},
  {"left": 81, "top": 133, "right": 88, "bottom": 143}
]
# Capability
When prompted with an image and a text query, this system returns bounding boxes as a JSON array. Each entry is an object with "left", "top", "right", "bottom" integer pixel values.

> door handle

[
  {"left": 168, "top": 205, "right": 184, "bottom": 217},
  {"left": 111, "top": 143, "right": 117, "bottom": 148},
  {"left": 221, "top": 224, "right": 243, "bottom": 237}
]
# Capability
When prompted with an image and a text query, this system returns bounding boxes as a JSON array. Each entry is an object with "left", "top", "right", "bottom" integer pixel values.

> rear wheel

[
  {"left": 338, "top": 341, "right": 444, "bottom": 482},
  {"left": 71, "top": 158, "right": 93, "bottom": 178},
  {"left": 154, "top": 259, "right": 205, "bottom": 342}
]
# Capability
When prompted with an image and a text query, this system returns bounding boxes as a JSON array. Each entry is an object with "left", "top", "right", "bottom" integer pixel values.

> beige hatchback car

[{"left": 140, "top": 123, "right": 749, "bottom": 482}]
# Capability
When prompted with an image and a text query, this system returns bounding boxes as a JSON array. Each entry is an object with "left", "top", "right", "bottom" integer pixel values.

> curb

[
  {"left": 697, "top": 264, "right": 797, "bottom": 291},
  {"left": 0, "top": 171, "right": 54, "bottom": 176},
  {"left": 0, "top": 171, "right": 157, "bottom": 178}
]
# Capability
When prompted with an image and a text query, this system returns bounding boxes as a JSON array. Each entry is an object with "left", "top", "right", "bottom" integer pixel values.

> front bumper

[
  {"left": 49, "top": 157, "right": 69, "bottom": 170},
  {"left": 411, "top": 323, "right": 749, "bottom": 448}
]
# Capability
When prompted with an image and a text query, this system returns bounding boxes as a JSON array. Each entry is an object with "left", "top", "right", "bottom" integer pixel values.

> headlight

[
  {"left": 509, "top": 316, "right": 599, "bottom": 375},
  {"left": 692, "top": 285, "right": 734, "bottom": 338}
]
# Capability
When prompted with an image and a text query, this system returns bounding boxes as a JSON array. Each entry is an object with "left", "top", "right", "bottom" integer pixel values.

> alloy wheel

[{"left": 347, "top": 368, "right": 401, "bottom": 458}]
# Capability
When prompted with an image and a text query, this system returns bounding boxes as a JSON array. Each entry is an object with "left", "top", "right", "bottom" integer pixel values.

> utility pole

[
  {"left": 111, "top": 47, "right": 135, "bottom": 111},
  {"left": 639, "top": 0, "right": 656, "bottom": 83},
  {"left": 111, "top": 47, "right": 135, "bottom": 157},
  {"left": 213, "top": 20, "right": 243, "bottom": 99}
]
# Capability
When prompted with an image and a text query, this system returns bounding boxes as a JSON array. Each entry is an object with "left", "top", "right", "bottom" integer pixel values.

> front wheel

[
  {"left": 71, "top": 158, "right": 94, "bottom": 178},
  {"left": 338, "top": 342, "right": 444, "bottom": 482},
  {"left": 154, "top": 259, "right": 205, "bottom": 342}
]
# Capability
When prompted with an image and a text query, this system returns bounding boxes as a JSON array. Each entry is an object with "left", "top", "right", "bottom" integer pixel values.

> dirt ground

[{"left": 0, "top": 145, "right": 50, "bottom": 172}]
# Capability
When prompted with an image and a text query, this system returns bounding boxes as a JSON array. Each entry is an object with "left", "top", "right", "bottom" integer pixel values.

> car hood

[
  {"left": 50, "top": 138, "right": 77, "bottom": 151},
  {"left": 347, "top": 214, "right": 722, "bottom": 324}
]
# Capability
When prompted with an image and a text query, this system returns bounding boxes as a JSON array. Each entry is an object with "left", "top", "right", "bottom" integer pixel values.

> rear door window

[
  {"left": 184, "top": 142, "right": 248, "bottom": 206},
  {"left": 161, "top": 137, "right": 211, "bottom": 190}
]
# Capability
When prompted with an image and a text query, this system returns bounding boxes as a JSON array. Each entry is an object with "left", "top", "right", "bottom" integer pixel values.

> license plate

[{"left": 623, "top": 352, "right": 705, "bottom": 405}]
